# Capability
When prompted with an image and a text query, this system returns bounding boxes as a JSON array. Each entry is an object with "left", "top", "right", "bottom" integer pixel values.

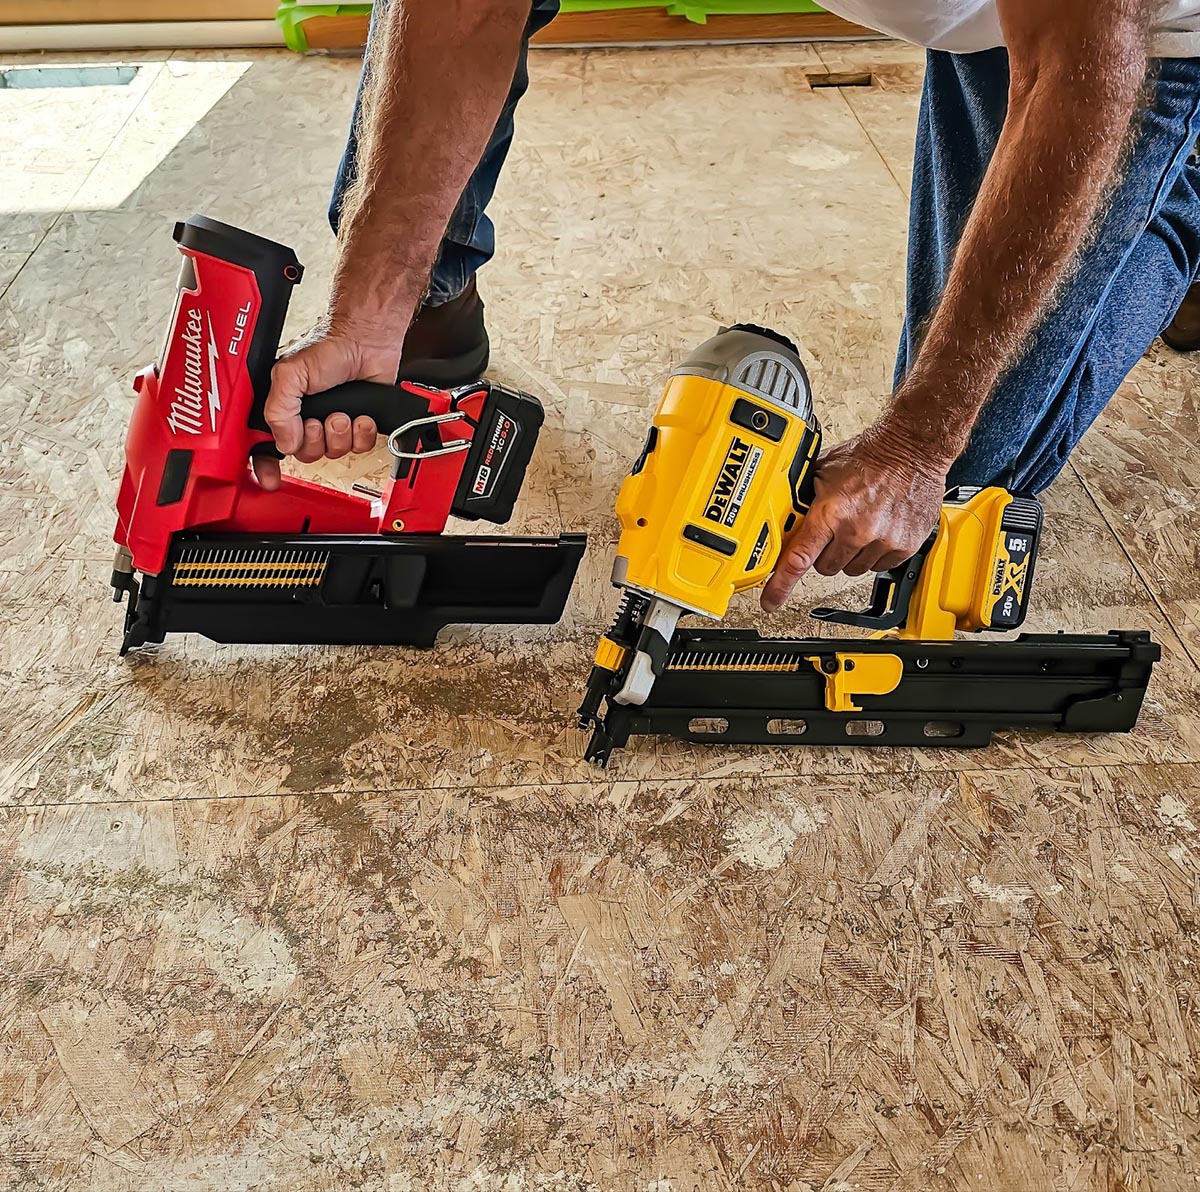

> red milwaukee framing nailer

[{"left": 112, "top": 216, "right": 585, "bottom": 653}]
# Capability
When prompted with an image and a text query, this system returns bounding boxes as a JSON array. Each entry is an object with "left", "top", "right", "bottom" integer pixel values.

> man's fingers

[
  {"left": 264, "top": 358, "right": 307, "bottom": 455},
  {"left": 875, "top": 549, "right": 912, "bottom": 573},
  {"left": 324, "top": 413, "right": 353, "bottom": 460},
  {"left": 844, "top": 544, "right": 887, "bottom": 577},
  {"left": 260, "top": 329, "right": 401, "bottom": 468},
  {"left": 294, "top": 418, "right": 326, "bottom": 464},
  {"left": 252, "top": 454, "right": 282, "bottom": 491},
  {"left": 813, "top": 530, "right": 868, "bottom": 578},
  {"left": 761, "top": 511, "right": 834, "bottom": 611},
  {"left": 352, "top": 416, "right": 377, "bottom": 454}
]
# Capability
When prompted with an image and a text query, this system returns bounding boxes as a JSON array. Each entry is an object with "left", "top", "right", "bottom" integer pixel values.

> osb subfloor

[{"left": 1, "top": 41, "right": 1199, "bottom": 1192}]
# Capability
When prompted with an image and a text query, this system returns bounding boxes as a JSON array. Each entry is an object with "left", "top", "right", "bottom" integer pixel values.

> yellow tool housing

[{"left": 611, "top": 326, "right": 821, "bottom": 618}]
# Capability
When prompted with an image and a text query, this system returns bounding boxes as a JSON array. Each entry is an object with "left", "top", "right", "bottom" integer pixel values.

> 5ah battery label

[
  {"left": 989, "top": 530, "right": 1031, "bottom": 626},
  {"left": 704, "top": 437, "right": 763, "bottom": 529}
]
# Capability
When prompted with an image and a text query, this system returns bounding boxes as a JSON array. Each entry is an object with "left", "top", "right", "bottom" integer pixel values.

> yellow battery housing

[
  {"left": 897, "top": 487, "right": 1043, "bottom": 640},
  {"left": 611, "top": 326, "right": 821, "bottom": 619}
]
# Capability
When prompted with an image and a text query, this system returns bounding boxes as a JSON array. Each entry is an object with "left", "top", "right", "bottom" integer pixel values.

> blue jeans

[
  {"left": 329, "top": 0, "right": 561, "bottom": 305},
  {"left": 903, "top": 50, "right": 1200, "bottom": 491},
  {"left": 333, "top": 33, "right": 1200, "bottom": 492}
]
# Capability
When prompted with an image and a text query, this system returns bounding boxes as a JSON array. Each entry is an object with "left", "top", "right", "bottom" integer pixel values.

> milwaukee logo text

[
  {"left": 166, "top": 306, "right": 221, "bottom": 436},
  {"left": 704, "top": 437, "right": 762, "bottom": 528}
]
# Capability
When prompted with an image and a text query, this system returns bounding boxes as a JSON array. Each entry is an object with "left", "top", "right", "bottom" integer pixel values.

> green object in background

[
  {"left": 558, "top": 0, "right": 827, "bottom": 19},
  {"left": 276, "top": 0, "right": 372, "bottom": 53},
  {"left": 276, "top": 0, "right": 830, "bottom": 53}
]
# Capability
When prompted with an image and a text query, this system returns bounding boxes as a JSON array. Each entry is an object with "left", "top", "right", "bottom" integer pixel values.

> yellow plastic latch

[
  {"left": 593, "top": 636, "right": 628, "bottom": 672},
  {"left": 805, "top": 652, "right": 904, "bottom": 713}
]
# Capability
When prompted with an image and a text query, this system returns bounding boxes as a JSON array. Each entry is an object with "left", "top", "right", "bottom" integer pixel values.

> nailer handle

[
  {"left": 300, "top": 380, "right": 434, "bottom": 436},
  {"left": 809, "top": 530, "right": 937, "bottom": 632}
]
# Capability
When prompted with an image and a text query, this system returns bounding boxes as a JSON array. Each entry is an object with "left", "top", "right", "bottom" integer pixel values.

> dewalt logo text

[{"left": 704, "top": 437, "right": 759, "bottom": 527}]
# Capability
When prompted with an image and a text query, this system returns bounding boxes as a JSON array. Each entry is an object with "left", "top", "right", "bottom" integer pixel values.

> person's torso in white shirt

[{"left": 819, "top": 0, "right": 1200, "bottom": 56}]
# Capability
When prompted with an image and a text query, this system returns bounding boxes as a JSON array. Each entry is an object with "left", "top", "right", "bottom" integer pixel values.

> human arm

[
  {"left": 762, "top": 0, "right": 1157, "bottom": 608},
  {"left": 255, "top": 0, "right": 531, "bottom": 489}
]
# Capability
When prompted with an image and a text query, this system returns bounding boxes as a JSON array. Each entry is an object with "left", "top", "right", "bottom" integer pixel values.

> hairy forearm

[
  {"left": 882, "top": 2, "right": 1155, "bottom": 467},
  {"left": 329, "top": 0, "right": 528, "bottom": 344}
]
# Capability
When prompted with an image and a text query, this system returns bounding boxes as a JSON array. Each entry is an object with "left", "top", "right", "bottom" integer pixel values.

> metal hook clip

[{"left": 386, "top": 412, "right": 471, "bottom": 460}]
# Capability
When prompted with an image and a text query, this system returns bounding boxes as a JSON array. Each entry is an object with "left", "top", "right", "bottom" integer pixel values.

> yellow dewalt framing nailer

[{"left": 578, "top": 324, "right": 1160, "bottom": 766}]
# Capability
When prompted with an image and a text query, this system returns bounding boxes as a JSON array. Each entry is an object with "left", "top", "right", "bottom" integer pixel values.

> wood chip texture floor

[{"left": 1, "top": 39, "right": 1199, "bottom": 1192}]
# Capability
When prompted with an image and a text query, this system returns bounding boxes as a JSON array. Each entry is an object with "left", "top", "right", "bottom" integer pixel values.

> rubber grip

[{"left": 299, "top": 380, "right": 433, "bottom": 435}]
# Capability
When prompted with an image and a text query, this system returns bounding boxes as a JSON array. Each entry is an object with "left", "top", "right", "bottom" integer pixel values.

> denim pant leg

[
  {"left": 329, "top": 0, "right": 560, "bottom": 306},
  {"left": 898, "top": 50, "right": 1200, "bottom": 494}
]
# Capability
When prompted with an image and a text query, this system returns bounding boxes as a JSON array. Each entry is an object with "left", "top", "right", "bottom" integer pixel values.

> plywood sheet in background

[
  {"left": 300, "top": 10, "right": 874, "bottom": 52},
  {"left": 0, "top": 0, "right": 871, "bottom": 46}
]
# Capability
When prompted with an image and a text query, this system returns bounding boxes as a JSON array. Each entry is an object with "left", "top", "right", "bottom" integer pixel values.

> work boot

[
  {"left": 1163, "top": 281, "right": 1200, "bottom": 352},
  {"left": 398, "top": 277, "right": 490, "bottom": 387}
]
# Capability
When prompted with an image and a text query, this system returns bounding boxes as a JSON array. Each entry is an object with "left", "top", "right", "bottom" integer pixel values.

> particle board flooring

[{"left": 1, "top": 41, "right": 1199, "bottom": 1192}]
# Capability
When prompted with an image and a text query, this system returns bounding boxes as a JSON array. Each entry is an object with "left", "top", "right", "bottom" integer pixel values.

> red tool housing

[{"left": 111, "top": 216, "right": 585, "bottom": 653}]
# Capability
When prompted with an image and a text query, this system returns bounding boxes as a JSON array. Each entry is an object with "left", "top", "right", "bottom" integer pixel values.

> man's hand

[
  {"left": 760, "top": 425, "right": 948, "bottom": 612},
  {"left": 252, "top": 323, "right": 400, "bottom": 491}
]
